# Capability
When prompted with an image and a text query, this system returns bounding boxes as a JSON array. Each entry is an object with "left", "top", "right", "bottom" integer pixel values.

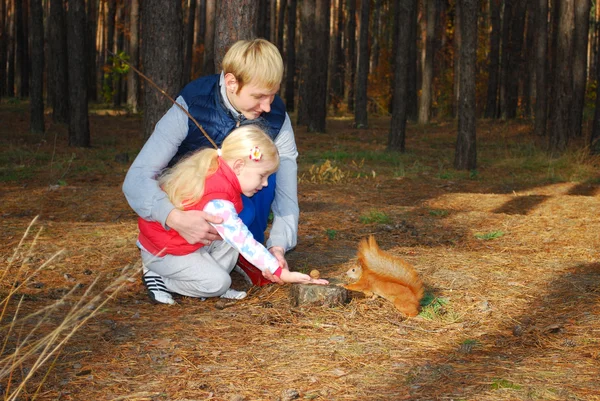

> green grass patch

[
  {"left": 359, "top": 210, "right": 391, "bottom": 224},
  {"left": 491, "top": 378, "right": 522, "bottom": 390},
  {"left": 474, "top": 230, "right": 505, "bottom": 240}
]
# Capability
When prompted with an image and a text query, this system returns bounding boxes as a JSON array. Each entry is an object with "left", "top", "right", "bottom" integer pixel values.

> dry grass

[{"left": 1, "top": 103, "right": 600, "bottom": 400}]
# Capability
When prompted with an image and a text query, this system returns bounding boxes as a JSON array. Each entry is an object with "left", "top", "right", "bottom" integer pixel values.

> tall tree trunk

[
  {"left": 522, "top": 1, "right": 536, "bottom": 117},
  {"left": 30, "top": 0, "right": 44, "bottom": 133},
  {"left": 548, "top": 0, "right": 574, "bottom": 155},
  {"left": 127, "top": 0, "right": 140, "bottom": 113},
  {"left": 257, "top": 0, "right": 268, "bottom": 39},
  {"left": 67, "top": 0, "right": 90, "bottom": 147},
  {"left": 183, "top": 0, "right": 197, "bottom": 83},
  {"left": 203, "top": 0, "right": 215, "bottom": 75},
  {"left": 345, "top": 0, "right": 356, "bottom": 112},
  {"left": 297, "top": 0, "right": 329, "bottom": 132},
  {"left": 87, "top": 0, "right": 98, "bottom": 101},
  {"left": 214, "top": 0, "right": 258, "bottom": 70},
  {"left": 484, "top": 0, "right": 501, "bottom": 118},
  {"left": 534, "top": 0, "right": 548, "bottom": 136},
  {"left": 499, "top": 0, "right": 512, "bottom": 118},
  {"left": 141, "top": 0, "right": 183, "bottom": 139},
  {"left": 330, "top": 0, "right": 345, "bottom": 112},
  {"left": 354, "top": 0, "right": 369, "bottom": 128},
  {"left": 453, "top": 1, "right": 461, "bottom": 118},
  {"left": 454, "top": 0, "right": 477, "bottom": 170},
  {"left": 388, "top": 0, "right": 417, "bottom": 152},
  {"left": 0, "top": 0, "right": 6, "bottom": 97},
  {"left": 48, "top": 0, "right": 68, "bottom": 123},
  {"left": 407, "top": 1, "right": 418, "bottom": 120},
  {"left": 505, "top": 0, "right": 527, "bottom": 119},
  {"left": 7, "top": 0, "right": 15, "bottom": 97},
  {"left": 419, "top": 0, "right": 436, "bottom": 124},
  {"left": 591, "top": 14, "right": 600, "bottom": 154},
  {"left": 571, "top": 0, "right": 591, "bottom": 138},
  {"left": 105, "top": 0, "right": 116, "bottom": 103},
  {"left": 113, "top": 1, "right": 125, "bottom": 107},
  {"left": 284, "top": 0, "right": 297, "bottom": 111},
  {"left": 370, "top": 0, "right": 381, "bottom": 71},
  {"left": 15, "top": 0, "right": 27, "bottom": 97},
  {"left": 277, "top": 0, "right": 285, "bottom": 53}
]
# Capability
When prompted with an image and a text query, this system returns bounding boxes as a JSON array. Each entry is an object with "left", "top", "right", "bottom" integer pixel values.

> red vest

[{"left": 138, "top": 159, "right": 242, "bottom": 256}]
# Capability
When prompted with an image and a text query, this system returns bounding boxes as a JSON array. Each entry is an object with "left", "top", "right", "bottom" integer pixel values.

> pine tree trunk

[
  {"left": 0, "top": 0, "right": 6, "bottom": 97},
  {"left": 419, "top": 0, "right": 435, "bottom": 124},
  {"left": 484, "top": 0, "right": 501, "bottom": 118},
  {"left": 297, "top": 0, "right": 329, "bottom": 132},
  {"left": 407, "top": 2, "right": 418, "bottom": 121},
  {"left": 571, "top": 0, "right": 591, "bottom": 138},
  {"left": 388, "top": 0, "right": 416, "bottom": 152},
  {"left": 534, "top": 0, "right": 548, "bottom": 137},
  {"left": 505, "top": 0, "right": 527, "bottom": 119},
  {"left": 141, "top": 0, "right": 183, "bottom": 139},
  {"left": 354, "top": 0, "right": 369, "bottom": 128},
  {"left": 48, "top": 0, "right": 69, "bottom": 123},
  {"left": 29, "top": 0, "right": 44, "bottom": 133},
  {"left": 67, "top": 0, "right": 90, "bottom": 147},
  {"left": 330, "top": 0, "right": 345, "bottom": 113},
  {"left": 454, "top": 0, "right": 477, "bottom": 170},
  {"left": 548, "top": 0, "right": 574, "bottom": 155},
  {"left": 7, "top": 0, "right": 15, "bottom": 97},
  {"left": 345, "top": 0, "right": 356, "bottom": 112},
  {"left": 203, "top": 0, "right": 215, "bottom": 75},
  {"left": 183, "top": 0, "right": 197, "bottom": 83},
  {"left": 214, "top": 0, "right": 258, "bottom": 70},
  {"left": 86, "top": 0, "right": 98, "bottom": 102},
  {"left": 105, "top": 0, "right": 116, "bottom": 103},
  {"left": 127, "top": 0, "right": 140, "bottom": 113},
  {"left": 284, "top": 0, "right": 297, "bottom": 112},
  {"left": 522, "top": 2, "right": 536, "bottom": 118}
]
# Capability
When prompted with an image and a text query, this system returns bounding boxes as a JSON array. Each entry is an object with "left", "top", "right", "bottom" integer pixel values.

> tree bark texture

[
  {"left": 67, "top": 0, "right": 90, "bottom": 147},
  {"left": 214, "top": 0, "right": 258, "bottom": 71},
  {"left": 297, "top": 0, "right": 329, "bottom": 132},
  {"left": 354, "top": 0, "right": 370, "bottom": 128},
  {"left": 388, "top": 0, "right": 416, "bottom": 152},
  {"left": 534, "top": 0, "right": 548, "bottom": 137},
  {"left": 484, "top": 0, "right": 501, "bottom": 118},
  {"left": 127, "top": 0, "right": 140, "bottom": 113},
  {"left": 86, "top": 0, "right": 98, "bottom": 101},
  {"left": 454, "top": 0, "right": 477, "bottom": 170},
  {"left": 284, "top": 0, "right": 297, "bottom": 112},
  {"left": 183, "top": 0, "right": 197, "bottom": 83},
  {"left": 504, "top": 0, "right": 527, "bottom": 119},
  {"left": 203, "top": 0, "right": 215, "bottom": 75},
  {"left": 548, "top": 0, "right": 574, "bottom": 155},
  {"left": 345, "top": 0, "right": 356, "bottom": 112},
  {"left": 571, "top": 0, "right": 591, "bottom": 138},
  {"left": 48, "top": 0, "right": 69, "bottom": 123},
  {"left": 419, "top": 0, "right": 436, "bottom": 124},
  {"left": 141, "top": 0, "right": 183, "bottom": 139},
  {"left": 29, "top": 0, "right": 44, "bottom": 133},
  {"left": 0, "top": 0, "right": 6, "bottom": 97}
]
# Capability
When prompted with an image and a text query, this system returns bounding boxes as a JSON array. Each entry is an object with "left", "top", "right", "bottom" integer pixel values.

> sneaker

[
  {"left": 142, "top": 267, "right": 175, "bottom": 305},
  {"left": 220, "top": 288, "right": 247, "bottom": 300}
]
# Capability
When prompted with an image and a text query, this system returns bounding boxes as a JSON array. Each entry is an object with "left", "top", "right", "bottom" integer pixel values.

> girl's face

[{"left": 235, "top": 160, "right": 277, "bottom": 197}]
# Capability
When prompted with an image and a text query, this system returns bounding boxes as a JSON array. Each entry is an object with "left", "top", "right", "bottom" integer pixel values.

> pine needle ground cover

[{"left": 1, "top": 103, "right": 600, "bottom": 401}]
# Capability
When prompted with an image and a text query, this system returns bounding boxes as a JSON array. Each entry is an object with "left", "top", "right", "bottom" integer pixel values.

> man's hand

[
  {"left": 165, "top": 209, "right": 223, "bottom": 245},
  {"left": 269, "top": 246, "right": 288, "bottom": 270}
]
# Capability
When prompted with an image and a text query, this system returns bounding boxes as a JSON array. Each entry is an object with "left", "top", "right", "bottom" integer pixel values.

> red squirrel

[{"left": 344, "top": 236, "right": 424, "bottom": 317}]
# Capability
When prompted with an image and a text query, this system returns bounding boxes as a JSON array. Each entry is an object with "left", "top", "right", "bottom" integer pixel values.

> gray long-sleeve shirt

[{"left": 122, "top": 73, "right": 299, "bottom": 252}]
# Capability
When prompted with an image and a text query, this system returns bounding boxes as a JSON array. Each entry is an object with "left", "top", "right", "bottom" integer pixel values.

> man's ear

[
  {"left": 224, "top": 73, "right": 238, "bottom": 94},
  {"left": 232, "top": 158, "right": 245, "bottom": 175}
]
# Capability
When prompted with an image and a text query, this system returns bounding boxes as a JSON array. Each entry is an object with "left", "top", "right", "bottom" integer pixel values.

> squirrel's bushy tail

[{"left": 358, "top": 236, "right": 424, "bottom": 299}]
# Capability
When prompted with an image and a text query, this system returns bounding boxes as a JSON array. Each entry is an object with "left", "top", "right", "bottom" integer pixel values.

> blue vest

[{"left": 169, "top": 74, "right": 286, "bottom": 166}]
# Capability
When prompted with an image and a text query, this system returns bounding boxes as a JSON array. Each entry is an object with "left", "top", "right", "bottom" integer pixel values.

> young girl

[{"left": 137, "top": 125, "right": 328, "bottom": 304}]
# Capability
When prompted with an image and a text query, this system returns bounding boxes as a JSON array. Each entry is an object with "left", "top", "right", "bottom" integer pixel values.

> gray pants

[{"left": 140, "top": 240, "right": 239, "bottom": 298}]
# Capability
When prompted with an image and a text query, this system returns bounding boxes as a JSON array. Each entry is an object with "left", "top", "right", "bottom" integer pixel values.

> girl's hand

[
  {"left": 262, "top": 267, "right": 284, "bottom": 285},
  {"left": 279, "top": 269, "right": 329, "bottom": 285}
]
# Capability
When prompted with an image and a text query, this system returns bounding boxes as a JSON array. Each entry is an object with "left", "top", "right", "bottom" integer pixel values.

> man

[{"left": 123, "top": 39, "right": 298, "bottom": 304}]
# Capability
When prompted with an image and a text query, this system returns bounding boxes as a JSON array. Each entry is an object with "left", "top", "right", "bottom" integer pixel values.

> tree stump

[{"left": 289, "top": 279, "right": 348, "bottom": 307}]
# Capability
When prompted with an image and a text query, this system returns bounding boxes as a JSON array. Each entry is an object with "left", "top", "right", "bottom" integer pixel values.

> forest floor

[{"left": 1, "top": 101, "right": 600, "bottom": 401}]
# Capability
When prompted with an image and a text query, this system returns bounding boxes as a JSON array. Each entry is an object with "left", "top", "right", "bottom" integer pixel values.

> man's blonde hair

[
  {"left": 221, "top": 39, "right": 283, "bottom": 91},
  {"left": 160, "top": 125, "right": 280, "bottom": 209}
]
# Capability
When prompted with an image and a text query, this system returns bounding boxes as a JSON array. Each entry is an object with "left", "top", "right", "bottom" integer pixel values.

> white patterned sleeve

[{"left": 203, "top": 199, "right": 281, "bottom": 274}]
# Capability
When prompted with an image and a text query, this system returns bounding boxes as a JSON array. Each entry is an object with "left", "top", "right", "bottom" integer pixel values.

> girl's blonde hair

[
  {"left": 221, "top": 39, "right": 283, "bottom": 92},
  {"left": 160, "top": 125, "right": 279, "bottom": 209}
]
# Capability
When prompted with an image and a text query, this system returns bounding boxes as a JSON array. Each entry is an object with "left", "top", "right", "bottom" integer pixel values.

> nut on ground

[{"left": 309, "top": 269, "right": 320, "bottom": 279}]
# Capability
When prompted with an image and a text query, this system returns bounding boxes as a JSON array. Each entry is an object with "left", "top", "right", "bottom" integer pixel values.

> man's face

[{"left": 225, "top": 73, "right": 279, "bottom": 120}]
